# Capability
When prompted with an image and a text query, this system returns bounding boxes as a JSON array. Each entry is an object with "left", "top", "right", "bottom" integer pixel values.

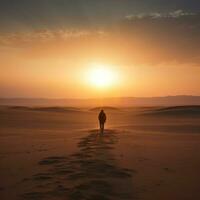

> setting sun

[{"left": 88, "top": 64, "right": 116, "bottom": 88}]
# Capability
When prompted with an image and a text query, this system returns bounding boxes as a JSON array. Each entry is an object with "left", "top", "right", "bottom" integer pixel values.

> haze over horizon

[
  {"left": 1, "top": 95, "right": 200, "bottom": 107},
  {"left": 0, "top": 0, "right": 200, "bottom": 98}
]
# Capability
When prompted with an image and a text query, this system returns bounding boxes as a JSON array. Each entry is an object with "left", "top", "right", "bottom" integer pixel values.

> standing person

[{"left": 98, "top": 109, "right": 106, "bottom": 133}]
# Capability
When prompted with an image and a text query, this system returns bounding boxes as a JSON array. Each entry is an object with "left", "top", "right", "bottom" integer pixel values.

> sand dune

[
  {"left": 90, "top": 106, "right": 120, "bottom": 112},
  {"left": 8, "top": 106, "right": 83, "bottom": 113},
  {"left": 142, "top": 105, "right": 200, "bottom": 116},
  {"left": 6, "top": 105, "right": 200, "bottom": 116},
  {"left": 1, "top": 106, "right": 200, "bottom": 200}
]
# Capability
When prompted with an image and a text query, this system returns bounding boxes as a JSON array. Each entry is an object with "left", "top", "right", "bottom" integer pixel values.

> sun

[{"left": 88, "top": 63, "right": 116, "bottom": 88}]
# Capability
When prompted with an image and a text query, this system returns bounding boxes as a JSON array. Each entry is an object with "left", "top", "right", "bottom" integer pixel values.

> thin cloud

[
  {"left": 125, "top": 10, "right": 197, "bottom": 20},
  {"left": 0, "top": 29, "right": 106, "bottom": 47},
  {"left": 121, "top": 11, "right": 200, "bottom": 65},
  {"left": 0, "top": 11, "right": 199, "bottom": 66}
]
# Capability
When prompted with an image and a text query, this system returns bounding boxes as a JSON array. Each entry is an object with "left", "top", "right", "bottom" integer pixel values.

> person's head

[{"left": 101, "top": 109, "right": 104, "bottom": 113}]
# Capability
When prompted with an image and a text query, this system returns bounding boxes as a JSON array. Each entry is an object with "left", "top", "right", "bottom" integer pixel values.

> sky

[{"left": 0, "top": 0, "right": 200, "bottom": 98}]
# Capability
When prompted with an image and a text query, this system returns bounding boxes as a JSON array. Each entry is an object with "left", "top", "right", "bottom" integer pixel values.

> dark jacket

[{"left": 98, "top": 111, "right": 106, "bottom": 123}]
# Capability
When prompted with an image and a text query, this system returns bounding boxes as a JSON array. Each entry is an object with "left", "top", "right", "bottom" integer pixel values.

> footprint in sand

[{"left": 21, "top": 129, "right": 135, "bottom": 200}]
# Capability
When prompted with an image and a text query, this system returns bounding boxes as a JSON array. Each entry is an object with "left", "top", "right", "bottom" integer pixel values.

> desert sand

[{"left": 1, "top": 106, "right": 200, "bottom": 200}]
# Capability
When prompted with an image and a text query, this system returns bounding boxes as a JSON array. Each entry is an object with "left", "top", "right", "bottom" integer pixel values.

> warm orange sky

[
  {"left": 0, "top": 1, "right": 200, "bottom": 98},
  {"left": 1, "top": 38, "right": 200, "bottom": 98}
]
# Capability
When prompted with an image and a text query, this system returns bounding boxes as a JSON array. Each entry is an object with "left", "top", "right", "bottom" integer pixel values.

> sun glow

[{"left": 88, "top": 64, "right": 116, "bottom": 88}]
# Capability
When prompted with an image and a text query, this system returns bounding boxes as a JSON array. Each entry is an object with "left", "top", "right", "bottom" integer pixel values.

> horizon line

[{"left": 0, "top": 95, "right": 200, "bottom": 100}]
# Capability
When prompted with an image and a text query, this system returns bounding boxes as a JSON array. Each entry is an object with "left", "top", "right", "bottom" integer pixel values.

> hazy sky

[{"left": 0, "top": 0, "right": 200, "bottom": 98}]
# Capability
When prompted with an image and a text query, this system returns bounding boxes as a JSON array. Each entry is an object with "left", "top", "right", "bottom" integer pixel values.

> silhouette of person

[{"left": 98, "top": 109, "right": 106, "bottom": 133}]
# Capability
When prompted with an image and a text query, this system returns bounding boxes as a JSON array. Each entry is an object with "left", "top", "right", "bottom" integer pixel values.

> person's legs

[
  {"left": 99, "top": 121, "right": 102, "bottom": 133},
  {"left": 101, "top": 123, "right": 104, "bottom": 133},
  {"left": 102, "top": 123, "right": 104, "bottom": 133},
  {"left": 99, "top": 121, "right": 105, "bottom": 134}
]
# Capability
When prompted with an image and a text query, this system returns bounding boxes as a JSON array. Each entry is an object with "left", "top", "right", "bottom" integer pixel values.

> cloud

[
  {"left": 0, "top": 1, "right": 200, "bottom": 32},
  {"left": 169, "top": 10, "right": 196, "bottom": 18},
  {"left": 125, "top": 10, "right": 197, "bottom": 20},
  {"left": 0, "top": 10, "right": 199, "bottom": 67},
  {"left": 0, "top": 29, "right": 106, "bottom": 47},
  {"left": 121, "top": 11, "right": 200, "bottom": 65}
]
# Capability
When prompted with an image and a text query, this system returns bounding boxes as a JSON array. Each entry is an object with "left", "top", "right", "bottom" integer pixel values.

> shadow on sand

[{"left": 22, "top": 129, "right": 135, "bottom": 200}]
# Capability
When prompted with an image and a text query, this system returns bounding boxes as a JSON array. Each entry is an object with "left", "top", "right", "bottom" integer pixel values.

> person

[{"left": 98, "top": 109, "right": 106, "bottom": 133}]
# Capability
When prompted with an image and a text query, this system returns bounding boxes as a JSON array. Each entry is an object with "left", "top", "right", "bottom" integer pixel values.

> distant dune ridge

[
  {"left": 90, "top": 106, "right": 120, "bottom": 112},
  {"left": 7, "top": 106, "right": 83, "bottom": 113},
  {"left": 2, "top": 105, "right": 200, "bottom": 118},
  {"left": 142, "top": 105, "right": 200, "bottom": 116},
  {"left": 1, "top": 96, "right": 200, "bottom": 107}
]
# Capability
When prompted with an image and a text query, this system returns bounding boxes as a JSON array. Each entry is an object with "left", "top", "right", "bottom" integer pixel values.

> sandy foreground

[{"left": 0, "top": 106, "right": 200, "bottom": 200}]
